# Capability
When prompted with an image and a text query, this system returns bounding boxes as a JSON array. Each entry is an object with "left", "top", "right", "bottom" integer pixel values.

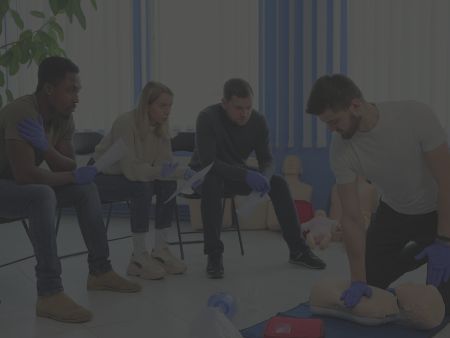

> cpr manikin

[{"left": 309, "top": 277, "right": 445, "bottom": 330}]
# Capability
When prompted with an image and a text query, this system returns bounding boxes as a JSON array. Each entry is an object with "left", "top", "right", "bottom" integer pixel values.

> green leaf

[
  {"left": 90, "top": 0, "right": 97, "bottom": 10},
  {"left": 49, "top": 0, "right": 60, "bottom": 15},
  {"left": 6, "top": 89, "right": 13, "bottom": 103},
  {"left": 10, "top": 9, "right": 24, "bottom": 30},
  {"left": 72, "top": 0, "right": 86, "bottom": 29},
  {"left": 49, "top": 20, "right": 64, "bottom": 41},
  {"left": 0, "top": 50, "right": 13, "bottom": 67},
  {"left": 0, "top": 93, "right": 3, "bottom": 108},
  {"left": 30, "top": 10, "right": 45, "bottom": 19},
  {"left": 65, "top": 0, "right": 75, "bottom": 23},
  {"left": 0, "top": 0, "right": 10, "bottom": 22},
  {"left": 8, "top": 47, "right": 20, "bottom": 75},
  {"left": 19, "top": 29, "right": 33, "bottom": 42},
  {"left": 0, "top": 70, "right": 4, "bottom": 86}
]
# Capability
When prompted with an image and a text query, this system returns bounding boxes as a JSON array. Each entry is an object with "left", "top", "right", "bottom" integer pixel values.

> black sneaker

[
  {"left": 289, "top": 249, "right": 326, "bottom": 269},
  {"left": 206, "top": 253, "right": 224, "bottom": 279}
]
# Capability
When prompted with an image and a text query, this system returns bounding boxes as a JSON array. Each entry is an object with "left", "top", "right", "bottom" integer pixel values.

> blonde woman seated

[{"left": 94, "top": 82, "right": 198, "bottom": 280}]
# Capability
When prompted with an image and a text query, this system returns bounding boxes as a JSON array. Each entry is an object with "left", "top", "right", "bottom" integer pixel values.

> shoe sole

[
  {"left": 87, "top": 283, "right": 142, "bottom": 292},
  {"left": 126, "top": 266, "right": 165, "bottom": 281},
  {"left": 152, "top": 256, "right": 187, "bottom": 275},
  {"left": 206, "top": 269, "right": 224, "bottom": 279},
  {"left": 36, "top": 310, "right": 92, "bottom": 323},
  {"left": 288, "top": 259, "right": 326, "bottom": 270}
]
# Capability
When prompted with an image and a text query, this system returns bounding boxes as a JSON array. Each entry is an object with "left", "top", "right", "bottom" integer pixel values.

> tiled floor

[{"left": 0, "top": 215, "right": 449, "bottom": 338}]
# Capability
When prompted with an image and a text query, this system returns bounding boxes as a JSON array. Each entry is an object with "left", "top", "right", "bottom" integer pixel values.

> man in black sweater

[{"left": 190, "top": 78, "right": 326, "bottom": 278}]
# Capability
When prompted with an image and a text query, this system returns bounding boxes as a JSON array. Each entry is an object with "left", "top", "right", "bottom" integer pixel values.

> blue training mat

[{"left": 240, "top": 303, "right": 449, "bottom": 338}]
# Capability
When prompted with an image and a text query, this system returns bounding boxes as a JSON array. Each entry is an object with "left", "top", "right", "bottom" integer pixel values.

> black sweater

[{"left": 189, "top": 103, "right": 274, "bottom": 182}]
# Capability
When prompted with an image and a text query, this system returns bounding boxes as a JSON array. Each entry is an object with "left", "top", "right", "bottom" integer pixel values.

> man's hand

[
  {"left": 340, "top": 281, "right": 372, "bottom": 308},
  {"left": 415, "top": 241, "right": 450, "bottom": 287},
  {"left": 73, "top": 166, "right": 98, "bottom": 185},
  {"left": 245, "top": 170, "right": 270, "bottom": 196},
  {"left": 160, "top": 161, "right": 179, "bottom": 178},
  {"left": 17, "top": 117, "right": 49, "bottom": 152}
]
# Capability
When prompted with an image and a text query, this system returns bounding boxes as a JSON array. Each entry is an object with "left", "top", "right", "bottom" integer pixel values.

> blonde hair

[{"left": 134, "top": 81, "right": 173, "bottom": 139}]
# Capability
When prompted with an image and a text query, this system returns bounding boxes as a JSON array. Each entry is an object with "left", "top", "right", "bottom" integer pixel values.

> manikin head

[
  {"left": 35, "top": 56, "right": 80, "bottom": 120},
  {"left": 306, "top": 74, "right": 364, "bottom": 140},
  {"left": 221, "top": 78, "right": 253, "bottom": 126}
]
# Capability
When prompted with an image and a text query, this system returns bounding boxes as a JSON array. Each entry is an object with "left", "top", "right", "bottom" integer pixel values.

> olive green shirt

[{"left": 0, "top": 94, "right": 75, "bottom": 179}]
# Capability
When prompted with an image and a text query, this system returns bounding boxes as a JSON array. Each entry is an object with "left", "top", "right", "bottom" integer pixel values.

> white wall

[
  {"left": 348, "top": 0, "right": 450, "bottom": 136},
  {"left": 151, "top": 0, "right": 259, "bottom": 133}
]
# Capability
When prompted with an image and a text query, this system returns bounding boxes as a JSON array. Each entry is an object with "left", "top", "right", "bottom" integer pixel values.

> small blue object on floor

[{"left": 240, "top": 303, "right": 450, "bottom": 338}]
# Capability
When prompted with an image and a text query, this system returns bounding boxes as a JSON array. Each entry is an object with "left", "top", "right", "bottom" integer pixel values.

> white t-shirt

[{"left": 330, "top": 100, "right": 447, "bottom": 215}]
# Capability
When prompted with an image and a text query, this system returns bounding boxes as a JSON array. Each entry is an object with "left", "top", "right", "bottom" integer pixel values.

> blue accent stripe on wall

[
  {"left": 340, "top": 0, "right": 348, "bottom": 74},
  {"left": 311, "top": 0, "right": 318, "bottom": 148},
  {"left": 326, "top": 0, "right": 334, "bottom": 145},
  {"left": 264, "top": 0, "right": 277, "bottom": 150},
  {"left": 278, "top": 0, "right": 289, "bottom": 150},
  {"left": 132, "top": 0, "right": 142, "bottom": 103},
  {"left": 259, "top": 0, "right": 265, "bottom": 115},
  {"left": 294, "top": 0, "right": 304, "bottom": 150}
]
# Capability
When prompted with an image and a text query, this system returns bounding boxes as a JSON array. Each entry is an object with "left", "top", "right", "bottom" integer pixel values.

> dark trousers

[
  {"left": 94, "top": 174, "right": 177, "bottom": 233},
  {"left": 200, "top": 172, "right": 308, "bottom": 255},
  {"left": 366, "top": 201, "right": 450, "bottom": 314}
]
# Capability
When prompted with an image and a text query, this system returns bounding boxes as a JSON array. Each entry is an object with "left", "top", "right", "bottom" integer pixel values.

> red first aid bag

[{"left": 263, "top": 316, "right": 325, "bottom": 338}]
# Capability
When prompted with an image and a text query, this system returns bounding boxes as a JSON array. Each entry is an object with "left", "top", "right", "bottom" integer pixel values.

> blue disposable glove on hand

[
  {"left": 184, "top": 167, "right": 203, "bottom": 189},
  {"left": 245, "top": 170, "right": 270, "bottom": 195},
  {"left": 73, "top": 166, "right": 98, "bottom": 185},
  {"left": 17, "top": 117, "right": 49, "bottom": 152},
  {"left": 340, "top": 281, "right": 373, "bottom": 308},
  {"left": 415, "top": 241, "right": 450, "bottom": 287},
  {"left": 160, "top": 161, "right": 179, "bottom": 177}
]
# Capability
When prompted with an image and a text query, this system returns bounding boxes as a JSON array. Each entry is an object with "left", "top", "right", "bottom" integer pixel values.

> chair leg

[
  {"left": 174, "top": 203, "right": 184, "bottom": 260},
  {"left": 231, "top": 197, "right": 244, "bottom": 256},
  {"left": 55, "top": 208, "right": 62, "bottom": 236},
  {"left": 105, "top": 203, "right": 113, "bottom": 232},
  {"left": 21, "top": 219, "right": 32, "bottom": 242}
]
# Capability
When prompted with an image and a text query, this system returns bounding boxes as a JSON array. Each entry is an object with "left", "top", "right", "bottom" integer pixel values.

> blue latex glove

[
  {"left": 245, "top": 170, "right": 270, "bottom": 196},
  {"left": 415, "top": 241, "right": 450, "bottom": 287},
  {"left": 160, "top": 161, "right": 179, "bottom": 177},
  {"left": 184, "top": 167, "right": 203, "bottom": 189},
  {"left": 17, "top": 117, "right": 49, "bottom": 152},
  {"left": 340, "top": 281, "right": 373, "bottom": 308},
  {"left": 73, "top": 166, "right": 98, "bottom": 185}
]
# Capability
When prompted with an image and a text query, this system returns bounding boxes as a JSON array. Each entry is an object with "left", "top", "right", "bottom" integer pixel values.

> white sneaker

[
  {"left": 126, "top": 252, "right": 166, "bottom": 280},
  {"left": 151, "top": 247, "right": 187, "bottom": 274}
]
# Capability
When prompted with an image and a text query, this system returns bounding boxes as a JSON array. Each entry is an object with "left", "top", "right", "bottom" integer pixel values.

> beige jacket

[{"left": 94, "top": 110, "right": 184, "bottom": 181}]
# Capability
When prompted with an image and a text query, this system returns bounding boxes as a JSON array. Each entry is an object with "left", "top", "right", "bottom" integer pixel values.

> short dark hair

[
  {"left": 223, "top": 78, "right": 253, "bottom": 101},
  {"left": 306, "top": 74, "right": 363, "bottom": 115},
  {"left": 36, "top": 56, "right": 79, "bottom": 92}
]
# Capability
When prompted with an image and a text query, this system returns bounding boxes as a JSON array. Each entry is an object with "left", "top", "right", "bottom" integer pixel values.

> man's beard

[{"left": 340, "top": 114, "right": 361, "bottom": 139}]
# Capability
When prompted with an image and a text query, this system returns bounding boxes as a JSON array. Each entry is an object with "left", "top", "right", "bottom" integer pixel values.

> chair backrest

[
  {"left": 171, "top": 132, "right": 195, "bottom": 152},
  {"left": 72, "top": 131, "right": 104, "bottom": 155}
]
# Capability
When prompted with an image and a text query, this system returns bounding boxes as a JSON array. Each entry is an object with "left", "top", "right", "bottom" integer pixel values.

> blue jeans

[
  {"left": 94, "top": 174, "right": 177, "bottom": 233},
  {"left": 0, "top": 179, "right": 112, "bottom": 296}
]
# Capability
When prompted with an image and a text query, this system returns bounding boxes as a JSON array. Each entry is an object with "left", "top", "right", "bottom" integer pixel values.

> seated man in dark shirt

[{"left": 190, "top": 78, "right": 326, "bottom": 278}]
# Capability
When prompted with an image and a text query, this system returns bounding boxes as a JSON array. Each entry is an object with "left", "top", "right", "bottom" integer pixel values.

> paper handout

[
  {"left": 94, "top": 138, "right": 127, "bottom": 172},
  {"left": 164, "top": 162, "right": 214, "bottom": 204},
  {"left": 236, "top": 191, "right": 270, "bottom": 218}
]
